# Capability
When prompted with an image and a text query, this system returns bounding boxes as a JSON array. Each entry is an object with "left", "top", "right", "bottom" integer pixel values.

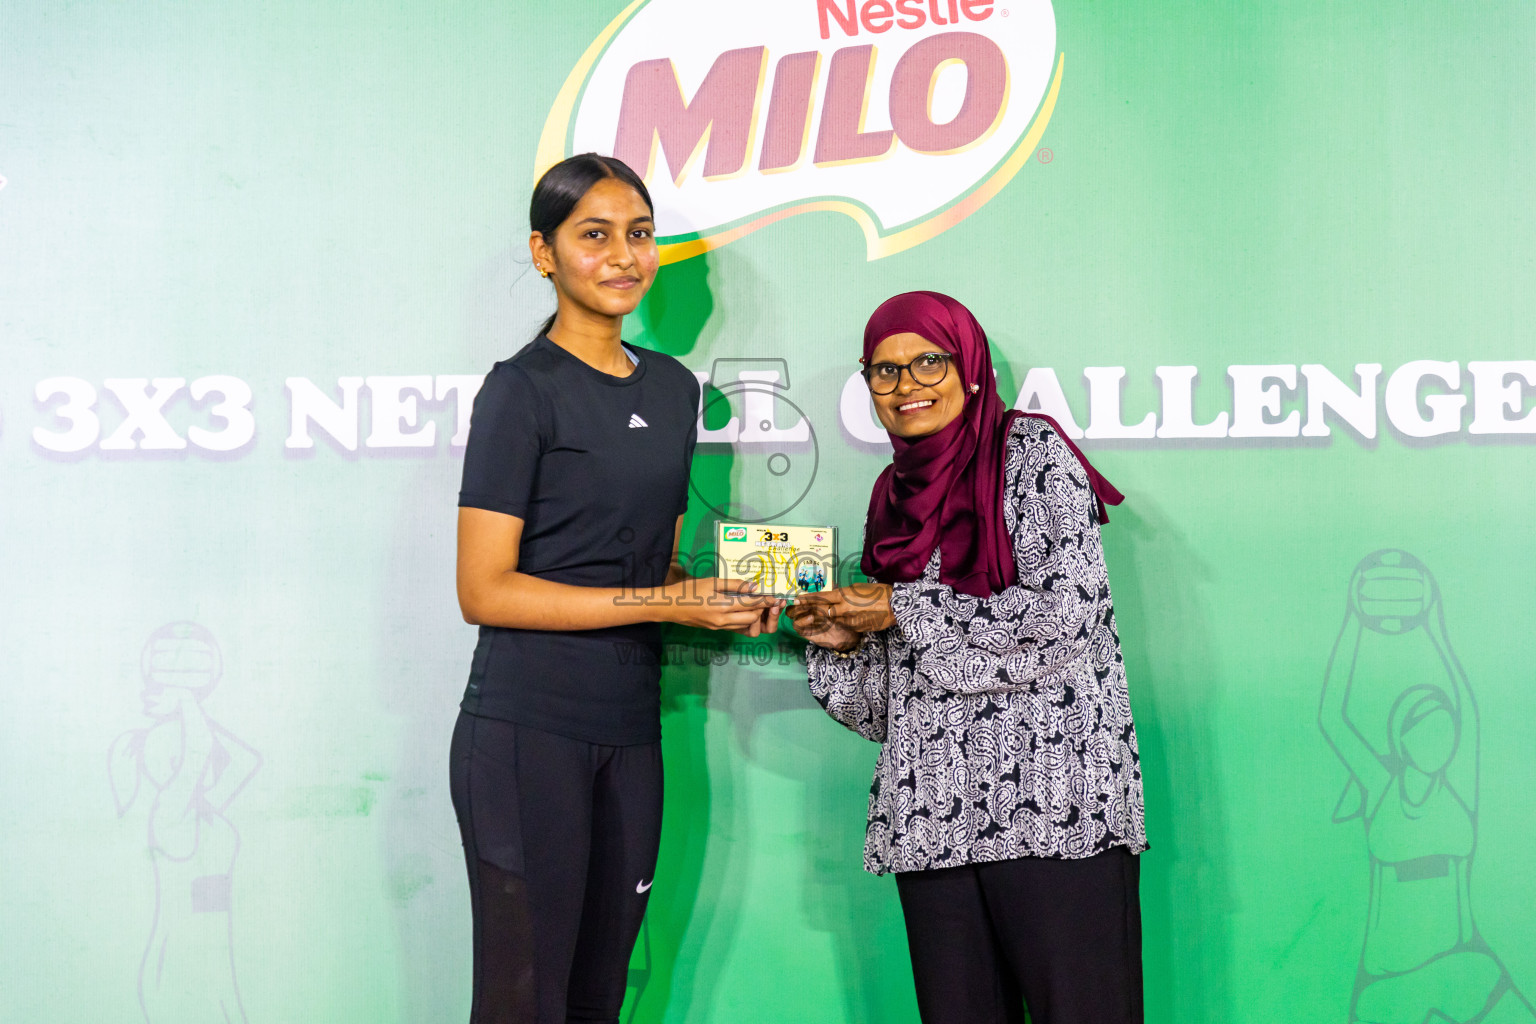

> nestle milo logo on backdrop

[{"left": 536, "top": 0, "right": 1061, "bottom": 263}]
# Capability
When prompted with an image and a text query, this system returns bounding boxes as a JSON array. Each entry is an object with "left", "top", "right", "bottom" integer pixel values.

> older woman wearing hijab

[{"left": 790, "top": 291, "right": 1148, "bottom": 1024}]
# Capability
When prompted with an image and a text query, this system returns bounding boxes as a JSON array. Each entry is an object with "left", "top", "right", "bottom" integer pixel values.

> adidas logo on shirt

[{"left": 628, "top": 413, "right": 648, "bottom": 428}]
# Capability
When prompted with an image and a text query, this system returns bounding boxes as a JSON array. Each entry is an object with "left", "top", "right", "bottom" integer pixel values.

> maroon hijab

[{"left": 860, "top": 291, "right": 1124, "bottom": 598}]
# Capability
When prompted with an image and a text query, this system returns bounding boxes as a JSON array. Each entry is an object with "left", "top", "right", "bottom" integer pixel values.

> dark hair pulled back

[{"left": 529, "top": 153, "right": 655, "bottom": 338}]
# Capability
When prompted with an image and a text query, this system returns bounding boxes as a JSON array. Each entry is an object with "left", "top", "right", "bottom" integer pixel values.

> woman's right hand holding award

[{"left": 787, "top": 596, "right": 863, "bottom": 653}]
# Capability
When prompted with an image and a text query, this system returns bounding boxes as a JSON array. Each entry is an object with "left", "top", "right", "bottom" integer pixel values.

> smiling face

[
  {"left": 530, "top": 176, "right": 659, "bottom": 324},
  {"left": 868, "top": 331, "right": 968, "bottom": 439}
]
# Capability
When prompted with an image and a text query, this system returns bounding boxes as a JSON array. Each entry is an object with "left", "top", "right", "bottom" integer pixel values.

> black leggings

[
  {"left": 895, "top": 848, "right": 1144, "bottom": 1024},
  {"left": 449, "top": 712, "right": 662, "bottom": 1024}
]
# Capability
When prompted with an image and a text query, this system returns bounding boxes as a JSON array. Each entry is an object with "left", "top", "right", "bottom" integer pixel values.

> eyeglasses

[{"left": 861, "top": 352, "right": 953, "bottom": 395}]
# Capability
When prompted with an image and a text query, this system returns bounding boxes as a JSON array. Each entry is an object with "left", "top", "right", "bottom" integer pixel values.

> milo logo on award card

[{"left": 537, "top": 0, "right": 1061, "bottom": 263}]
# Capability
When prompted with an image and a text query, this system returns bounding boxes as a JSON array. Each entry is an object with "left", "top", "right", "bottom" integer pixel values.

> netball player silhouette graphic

[
  {"left": 1321, "top": 551, "right": 1533, "bottom": 1024},
  {"left": 110, "top": 622, "right": 261, "bottom": 1024}
]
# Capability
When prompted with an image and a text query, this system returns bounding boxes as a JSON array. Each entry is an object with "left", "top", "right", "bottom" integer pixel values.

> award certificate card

[{"left": 716, "top": 523, "right": 837, "bottom": 599}]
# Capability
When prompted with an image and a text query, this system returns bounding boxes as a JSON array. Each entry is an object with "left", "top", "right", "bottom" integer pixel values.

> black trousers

[
  {"left": 449, "top": 712, "right": 662, "bottom": 1024},
  {"left": 894, "top": 848, "right": 1144, "bottom": 1024}
]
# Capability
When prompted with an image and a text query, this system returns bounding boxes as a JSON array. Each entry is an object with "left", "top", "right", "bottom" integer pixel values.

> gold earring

[{"left": 537, "top": 265, "right": 549, "bottom": 279}]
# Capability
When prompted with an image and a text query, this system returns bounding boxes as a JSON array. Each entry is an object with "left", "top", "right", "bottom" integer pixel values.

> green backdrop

[{"left": 2, "top": 1, "right": 1533, "bottom": 1022}]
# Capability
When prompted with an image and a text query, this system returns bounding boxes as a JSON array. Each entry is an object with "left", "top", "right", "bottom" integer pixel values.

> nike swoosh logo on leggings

[{"left": 636, "top": 879, "right": 653, "bottom": 894}]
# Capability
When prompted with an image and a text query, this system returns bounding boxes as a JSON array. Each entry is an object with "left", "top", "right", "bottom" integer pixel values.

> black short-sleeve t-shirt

[{"left": 457, "top": 335, "right": 700, "bottom": 745}]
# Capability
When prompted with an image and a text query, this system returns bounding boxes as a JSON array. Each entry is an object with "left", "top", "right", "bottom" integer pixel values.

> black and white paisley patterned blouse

[{"left": 807, "top": 416, "right": 1148, "bottom": 875}]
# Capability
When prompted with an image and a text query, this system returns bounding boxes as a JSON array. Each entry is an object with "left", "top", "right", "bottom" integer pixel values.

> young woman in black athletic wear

[{"left": 452, "top": 153, "right": 780, "bottom": 1024}]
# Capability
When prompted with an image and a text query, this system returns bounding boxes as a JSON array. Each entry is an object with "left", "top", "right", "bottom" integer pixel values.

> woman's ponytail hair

[{"left": 529, "top": 154, "right": 654, "bottom": 339}]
